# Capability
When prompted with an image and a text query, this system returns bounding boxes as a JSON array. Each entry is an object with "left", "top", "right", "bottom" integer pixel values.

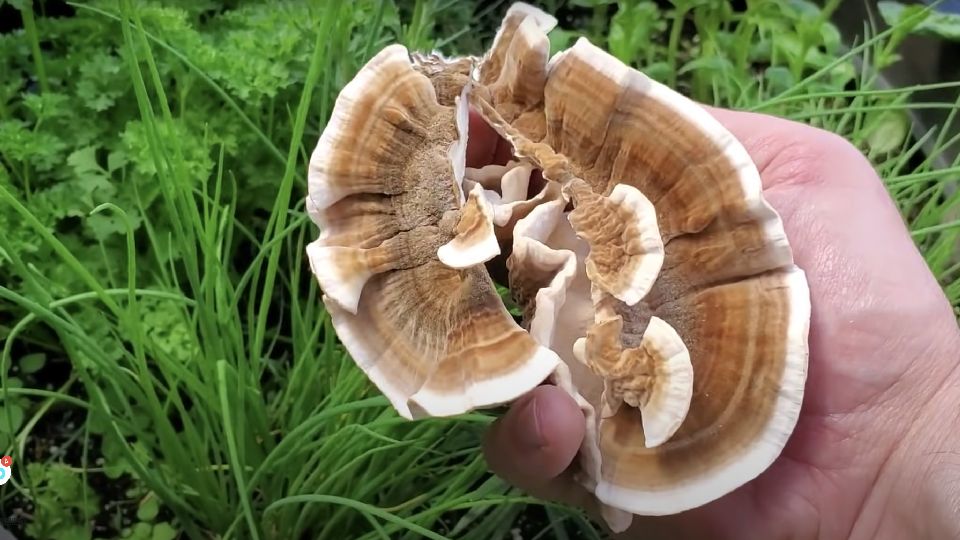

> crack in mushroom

[{"left": 304, "top": 2, "right": 812, "bottom": 533}]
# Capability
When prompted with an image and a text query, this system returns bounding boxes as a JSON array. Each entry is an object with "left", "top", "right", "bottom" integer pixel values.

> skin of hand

[{"left": 467, "top": 106, "right": 960, "bottom": 540}]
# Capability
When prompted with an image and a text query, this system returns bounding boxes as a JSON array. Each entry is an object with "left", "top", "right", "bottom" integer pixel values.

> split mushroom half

[
  {"left": 305, "top": 2, "right": 811, "bottom": 532},
  {"left": 304, "top": 43, "right": 560, "bottom": 420}
]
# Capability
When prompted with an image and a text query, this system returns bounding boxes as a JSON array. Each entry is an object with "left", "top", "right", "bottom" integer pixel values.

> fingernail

[{"left": 515, "top": 394, "right": 545, "bottom": 450}]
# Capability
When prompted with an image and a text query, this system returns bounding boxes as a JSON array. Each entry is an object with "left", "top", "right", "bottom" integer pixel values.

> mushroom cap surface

[
  {"left": 305, "top": 43, "right": 560, "bottom": 420},
  {"left": 304, "top": 2, "right": 811, "bottom": 531},
  {"left": 472, "top": 2, "right": 811, "bottom": 526}
]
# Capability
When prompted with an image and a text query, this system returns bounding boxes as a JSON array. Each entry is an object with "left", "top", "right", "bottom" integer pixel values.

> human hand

[{"left": 469, "top": 106, "right": 960, "bottom": 539}]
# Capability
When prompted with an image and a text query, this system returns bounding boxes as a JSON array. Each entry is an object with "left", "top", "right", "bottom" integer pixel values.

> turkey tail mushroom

[{"left": 303, "top": 2, "right": 811, "bottom": 534}]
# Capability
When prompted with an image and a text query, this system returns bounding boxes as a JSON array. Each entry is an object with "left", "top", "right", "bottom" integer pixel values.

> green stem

[
  {"left": 692, "top": 10, "right": 716, "bottom": 102},
  {"left": 912, "top": 219, "right": 960, "bottom": 237},
  {"left": 22, "top": 164, "right": 31, "bottom": 203},
  {"left": 793, "top": 37, "right": 808, "bottom": 82},
  {"left": 20, "top": 1, "right": 50, "bottom": 94},
  {"left": 667, "top": 7, "right": 688, "bottom": 88},
  {"left": 591, "top": 4, "right": 605, "bottom": 42}
]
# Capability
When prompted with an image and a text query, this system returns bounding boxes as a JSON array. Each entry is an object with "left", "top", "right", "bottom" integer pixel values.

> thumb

[
  {"left": 482, "top": 385, "right": 587, "bottom": 498},
  {"left": 482, "top": 385, "right": 630, "bottom": 534}
]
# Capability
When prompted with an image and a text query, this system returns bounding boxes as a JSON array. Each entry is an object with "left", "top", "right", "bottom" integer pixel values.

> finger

[
  {"left": 482, "top": 385, "right": 584, "bottom": 492},
  {"left": 701, "top": 105, "right": 872, "bottom": 191}
]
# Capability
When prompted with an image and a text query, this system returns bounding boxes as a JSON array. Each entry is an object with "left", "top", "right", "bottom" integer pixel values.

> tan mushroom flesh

[
  {"left": 480, "top": 7, "right": 810, "bottom": 527},
  {"left": 304, "top": 1, "right": 811, "bottom": 532},
  {"left": 305, "top": 43, "right": 560, "bottom": 420}
]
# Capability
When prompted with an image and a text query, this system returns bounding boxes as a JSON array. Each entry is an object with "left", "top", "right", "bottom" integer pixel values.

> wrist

[{"left": 856, "top": 334, "right": 960, "bottom": 539}]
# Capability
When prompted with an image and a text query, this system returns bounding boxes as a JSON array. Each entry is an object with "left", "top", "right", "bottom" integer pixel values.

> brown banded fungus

[
  {"left": 305, "top": 43, "right": 561, "bottom": 420},
  {"left": 305, "top": 2, "right": 811, "bottom": 532}
]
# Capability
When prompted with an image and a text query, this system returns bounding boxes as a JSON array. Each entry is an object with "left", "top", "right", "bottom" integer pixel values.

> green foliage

[
  {"left": 880, "top": 1, "right": 960, "bottom": 41},
  {"left": 545, "top": 0, "right": 861, "bottom": 104},
  {"left": 23, "top": 463, "right": 99, "bottom": 540},
  {"left": 0, "top": 0, "right": 958, "bottom": 539}
]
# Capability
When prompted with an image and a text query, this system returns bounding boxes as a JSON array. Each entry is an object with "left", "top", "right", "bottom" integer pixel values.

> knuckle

[{"left": 757, "top": 122, "right": 876, "bottom": 191}]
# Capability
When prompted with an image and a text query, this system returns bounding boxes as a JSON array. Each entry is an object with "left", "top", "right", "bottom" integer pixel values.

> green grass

[{"left": 0, "top": 1, "right": 958, "bottom": 539}]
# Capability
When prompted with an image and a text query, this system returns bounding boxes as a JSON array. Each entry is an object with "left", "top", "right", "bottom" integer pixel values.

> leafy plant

[
  {"left": 879, "top": 0, "right": 960, "bottom": 41},
  {"left": 23, "top": 463, "right": 99, "bottom": 540}
]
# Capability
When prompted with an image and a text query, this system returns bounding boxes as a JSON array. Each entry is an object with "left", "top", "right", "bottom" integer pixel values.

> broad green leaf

[
  {"left": 103, "top": 461, "right": 128, "bottom": 480},
  {"left": 820, "top": 23, "right": 842, "bottom": 53},
  {"left": 678, "top": 55, "right": 734, "bottom": 76},
  {"left": 19, "top": 352, "right": 46, "bottom": 374},
  {"left": 639, "top": 61, "right": 672, "bottom": 83},
  {"left": 878, "top": 1, "right": 924, "bottom": 26},
  {"left": 878, "top": 1, "right": 933, "bottom": 38},
  {"left": 152, "top": 523, "right": 178, "bottom": 540},
  {"left": 127, "top": 522, "right": 153, "bottom": 540},
  {"left": 865, "top": 111, "right": 911, "bottom": 154},
  {"left": 51, "top": 525, "right": 93, "bottom": 540},
  {"left": 882, "top": 1, "right": 960, "bottom": 40},
  {"left": 829, "top": 62, "right": 857, "bottom": 87},
  {"left": 0, "top": 404, "right": 24, "bottom": 434},
  {"left": 548, "top": 27, "right": 579, "bottom": 56},
  {"left": 763, "top": 66, "right": 795, "bottom": 95},
  {"left": 107, "top": 150, "right": 129, "bottom": 173},
  {"left": 786, "top": 0, "right": 821, "bottom": 18},
  {"left": 920, "top": 10, "right": 960, "bottom": 40},
  {"left": 67, "top": 146, "right": 105, "bottom": 178},
  {"left": 137, "top": 495, "right": 160, "bottom": 521}
]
